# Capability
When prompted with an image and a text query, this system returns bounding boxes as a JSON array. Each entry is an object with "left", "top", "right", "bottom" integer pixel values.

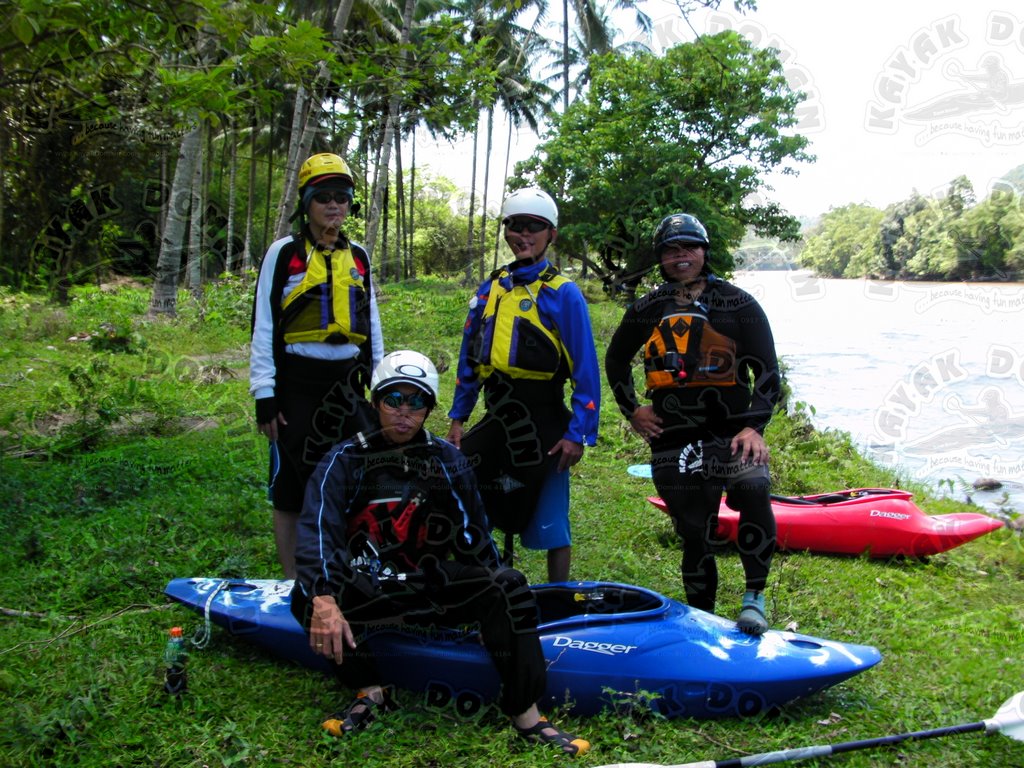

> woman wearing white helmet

[
  {"left": 290, "top": 349, "right": 590, "bottom": 757},
  {"left": 249, "top": 151, "right": 385, "bottom": 579},
  {"left": 447, "top": 186, "right": 601, "bottom": 582}
]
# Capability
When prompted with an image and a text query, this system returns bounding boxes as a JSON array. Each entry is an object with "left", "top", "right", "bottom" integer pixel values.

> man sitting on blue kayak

[{"left": 289, "top": 350, "right": 589, "bottom": 757}]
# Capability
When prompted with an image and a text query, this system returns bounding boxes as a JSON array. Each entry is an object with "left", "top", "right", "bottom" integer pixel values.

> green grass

[{"left": 0, "top": 277, "right": 1022, "bottom": 767}]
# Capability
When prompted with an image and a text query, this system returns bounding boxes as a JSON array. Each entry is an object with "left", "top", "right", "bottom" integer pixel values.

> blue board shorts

[{"left": 519, "top": 468, "right": 571, "bottom": 550}]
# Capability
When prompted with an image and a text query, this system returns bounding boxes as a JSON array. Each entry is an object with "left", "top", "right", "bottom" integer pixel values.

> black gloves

[{"left": 255, "top": 397, "right": 277, "bottom": 425}]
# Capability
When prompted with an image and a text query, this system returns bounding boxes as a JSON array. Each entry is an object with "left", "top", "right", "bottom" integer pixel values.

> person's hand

[
  {"left": 258, "top": 412, "right": 288, "bottom": 442},
  {"left": 731, "top": 427, "right": 769, "bottom": 465},
  {"left": 255, "top": 397, "right": 288, "bottom": 441},
  {"left": 629, "top": 405, "right": 663, "bottom": 442},
  {"left": 548, "top": 439, "right": 583, "bottom": 472},
  {"left": 310, "top": 595, "right": 356, "bottom": 664},
  {"left": 446, "top": 419, "right": 464, "bottom": 449}
]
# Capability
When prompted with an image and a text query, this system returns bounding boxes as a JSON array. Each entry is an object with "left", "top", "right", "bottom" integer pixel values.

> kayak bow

[{"left": 646, "top": 488, "right": 1003, "bottom": 558}]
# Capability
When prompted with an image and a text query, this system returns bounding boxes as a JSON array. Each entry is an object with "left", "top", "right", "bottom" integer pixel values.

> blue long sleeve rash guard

[{"left": 448, "top": 258, "right": 600, "bottom": 446}]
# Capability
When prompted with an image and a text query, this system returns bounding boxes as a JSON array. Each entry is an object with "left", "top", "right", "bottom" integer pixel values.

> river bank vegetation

[
  {"left": 1, "top": 278, "right": 1020, "bottom": 767},
  {"left": 796, "top": 167, "right": 1024, "bottom": 282},
  {"left": 734, "top": 165, "right": 1024, "bottom": 281}
]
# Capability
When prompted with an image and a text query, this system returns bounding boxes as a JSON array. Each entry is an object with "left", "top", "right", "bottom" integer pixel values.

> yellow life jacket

[
  {"left": 471, "top": 266, "right": 570, "bottom": 381},
  {"left": 280, "top": 240, "right": 369, "bottom": 345},
  {"left": 644, "top": 305, "right": 737, "bottom": 392}
]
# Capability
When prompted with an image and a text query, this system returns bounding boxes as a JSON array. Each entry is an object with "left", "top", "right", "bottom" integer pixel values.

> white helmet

[
  {"left": 500, "top": 187, "right": 558, "bottom": 228},
  {"left": 370, "top": 350, "right": 439, "bottom": 405}
]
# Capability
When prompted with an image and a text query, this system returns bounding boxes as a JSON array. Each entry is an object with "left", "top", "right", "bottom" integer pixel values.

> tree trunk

[
  {"left": 274, "top": 86, "right": 308, "bottom": 238},
  {"left": 478, "top": 107, "right": 494, "bottom": 281},
  {"left": 275, "top": 0, "right": 358, "bottom": 238},
  {"left": 226, "top": 119, "right": 238, "bottom": 273},
  {"left": 263, "top": 120, "right": 274, "bottom": 250},
  {"left": 495, "top": 118, "right": 514, "bottom": 269},
  {"left": 562, "top": 0, "right": 570, "bottom": 114},
  {"left": 403, "top": 124, "right": 411, "bottom": 280},
  {"left": 380, "top": 176, "right": 387, "bottom": 280},
  {"left": 242, "top": 112, "right": 257, "bottom": 272},
  {"left": 0, "top": 124, "right": 5, "bottom": 267},
  {"left": 186, "top": 131, "right": 205, "bottom": 297},
  {"left": 364, "top": 0, "right": 416, "bottom": 265},
  {"left": 365, "top": 119, "right": 387, "bottom": 274},
  {"left": 464, "top": 113, "right": 480, "bottom": 284},
  {"left": 149, "top": 125, "right": 202, "bottom": 316},
  {"left": 393, "top": 127, "right": 406, "bottom": 281}
]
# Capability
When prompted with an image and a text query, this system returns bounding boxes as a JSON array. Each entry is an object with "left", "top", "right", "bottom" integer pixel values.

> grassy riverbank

[{"left": 1, "top": 277, "right": 1021, "bottom": 767}]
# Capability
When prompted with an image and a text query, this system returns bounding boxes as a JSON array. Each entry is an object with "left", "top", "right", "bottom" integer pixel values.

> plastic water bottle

[{"left": 163, "top": 626, "right": 188, "bottom": 695}]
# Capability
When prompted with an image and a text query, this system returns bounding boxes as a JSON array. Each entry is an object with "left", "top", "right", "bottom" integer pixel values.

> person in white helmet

[
  {"left": 290, "top": 350, "right": 589, "bottom": 757},
  {"left": 447, "top": 187, "right": 600, "bottom": 583},
  {"left": 249, "top": 152, "right": 384, "bottom": 579}
]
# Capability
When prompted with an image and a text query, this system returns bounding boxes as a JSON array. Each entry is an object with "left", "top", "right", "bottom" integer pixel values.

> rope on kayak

[{"left": 189, "top": 579, "right": 230, "bottom": 649}]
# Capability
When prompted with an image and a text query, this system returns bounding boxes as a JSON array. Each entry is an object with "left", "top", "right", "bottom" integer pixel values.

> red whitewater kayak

[{"left": 646, "top": 488, "right": 1004, "bottom": 558}]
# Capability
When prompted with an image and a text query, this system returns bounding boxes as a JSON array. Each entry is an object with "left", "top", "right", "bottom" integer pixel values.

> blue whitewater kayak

[{"left": 164, "top": 577, "right": 880, "bottom": 719}]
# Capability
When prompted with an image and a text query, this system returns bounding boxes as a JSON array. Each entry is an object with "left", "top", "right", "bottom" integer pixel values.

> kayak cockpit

[{"left": 534, "top": 582, "right": 671, "bottom": 630}]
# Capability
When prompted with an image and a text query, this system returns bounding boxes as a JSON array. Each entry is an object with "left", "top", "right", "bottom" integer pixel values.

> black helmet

[{"left": 653, "top": 213, "right": 709, "bottom": 255}]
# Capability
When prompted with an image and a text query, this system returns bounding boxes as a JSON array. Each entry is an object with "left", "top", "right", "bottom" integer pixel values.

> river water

[{"left": 731, "top": 271, "right": 1024, "bottom": 516}]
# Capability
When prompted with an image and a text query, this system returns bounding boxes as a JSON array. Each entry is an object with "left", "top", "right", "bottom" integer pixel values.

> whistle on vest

[{"left": 661, "top": 352, "right": 688, "bottom": 381}]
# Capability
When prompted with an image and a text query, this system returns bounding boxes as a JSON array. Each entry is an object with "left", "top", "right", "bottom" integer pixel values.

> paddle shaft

[{"left": 693, "top": 720, "right": 988, "bottom": 767}]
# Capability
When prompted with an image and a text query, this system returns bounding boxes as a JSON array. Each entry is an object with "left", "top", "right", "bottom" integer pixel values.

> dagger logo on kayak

[
  {"left": 552, "top": 636, "right": 637, "bottom": 656},
  {"left": 870, "top": 509, "right": 912, "bottom": 520}
]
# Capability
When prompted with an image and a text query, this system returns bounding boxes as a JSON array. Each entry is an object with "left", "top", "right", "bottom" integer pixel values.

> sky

[{"left": 410, "top": 0, "right": 1024, "bottom": 221}]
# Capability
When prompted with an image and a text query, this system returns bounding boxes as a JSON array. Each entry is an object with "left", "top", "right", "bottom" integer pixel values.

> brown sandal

[{"left": 514, "top": 716, "right": 590, "bottom": 757}]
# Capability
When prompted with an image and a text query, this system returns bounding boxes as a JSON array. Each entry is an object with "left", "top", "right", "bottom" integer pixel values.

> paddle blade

[{"left": 985, "top": 691, "right": 1024, "bottom": 741}]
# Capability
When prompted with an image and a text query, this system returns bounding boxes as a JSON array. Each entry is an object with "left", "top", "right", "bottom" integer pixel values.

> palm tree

[
  {"left": 272, "top": 0, "right": 383, "bottom": 239},
  {"left": 555, "top": 0, "right": 651, "bottom": 111},
  {"left": 443, "top": 0, "right": 554, "bottom": 280},
  {"left": 362, "top": 0, "right": 419, "bottom": 263},
  {"left": 487, "top": 35, "right": 558, "bottom": 269}
]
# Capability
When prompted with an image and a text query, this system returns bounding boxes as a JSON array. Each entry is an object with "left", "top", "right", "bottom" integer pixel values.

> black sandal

[
  {"left": 514, "top": 717, "right": 590, "bottom": 757},
  {"left": 322, "top": 687, "right": 396, "bottom": 736}
]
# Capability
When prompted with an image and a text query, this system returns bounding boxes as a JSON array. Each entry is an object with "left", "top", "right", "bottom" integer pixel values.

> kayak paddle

[{"left": 593, "top": 690, "right": 1024, "bottom": 767}]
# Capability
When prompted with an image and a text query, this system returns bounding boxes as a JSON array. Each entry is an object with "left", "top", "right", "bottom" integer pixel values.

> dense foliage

[
  {"left": 517, "top": 31, "right": 811, "bottom": 289},
  {"left": 3, "top": 1, "right": 816, "bottom": 305},
  {"left": 799, "top": 173, "right": 1024, "bottom": 281},
  {"left": 1, "top": 0, "right": 521, "bottom": 299}
]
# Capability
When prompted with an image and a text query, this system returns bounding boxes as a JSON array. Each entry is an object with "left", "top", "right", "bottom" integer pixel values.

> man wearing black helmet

[
  {"left": 250, "top": 152, "right": 384, "bottom": 579},
  {"left": 604, "top": 213, "right": 780, "bottom": 635}
]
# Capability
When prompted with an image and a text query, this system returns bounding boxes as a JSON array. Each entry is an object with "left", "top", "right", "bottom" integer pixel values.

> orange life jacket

[{"left": 643, "top": 304, "right": 737, "bottom": 393}]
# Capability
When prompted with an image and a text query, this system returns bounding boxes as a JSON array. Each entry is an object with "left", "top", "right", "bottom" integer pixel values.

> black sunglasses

[
  {"left": 379, "top": 391, "right": 430, "bottom": 411},
  {"left": 504, "top": 217, "right": 549, "bottom": 234},
  {"left": 312, "top": 190, "right": 352, "bottom": 205}
]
